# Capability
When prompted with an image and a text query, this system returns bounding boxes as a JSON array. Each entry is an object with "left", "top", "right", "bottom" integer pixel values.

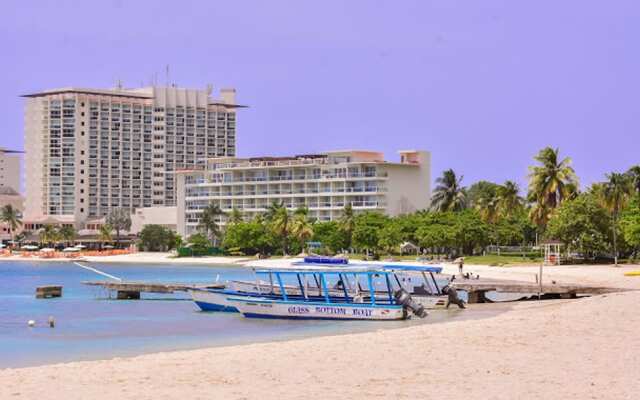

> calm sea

[{"left": 0, "top": 261, "right": 497, "bottom": 368}]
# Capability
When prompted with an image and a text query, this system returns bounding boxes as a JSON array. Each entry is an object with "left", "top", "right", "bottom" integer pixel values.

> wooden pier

[
  {"left": 36, "top": 285, "right": 63, "bottom": 299},
  {"left": 451, "top": 278, "right": 629, "bottom": 303},
  {"left": 83, "top": 281, "right": 225, "bottom": 299}
]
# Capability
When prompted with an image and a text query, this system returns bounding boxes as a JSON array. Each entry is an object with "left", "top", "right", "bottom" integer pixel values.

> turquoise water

[{"left": 0, "top": 261, "right": 485, "bottom": 368}]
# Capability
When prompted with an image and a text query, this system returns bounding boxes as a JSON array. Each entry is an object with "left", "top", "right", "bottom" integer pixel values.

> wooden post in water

[{"left": 36, "top": 286, "right": 63, "bottom": 299}]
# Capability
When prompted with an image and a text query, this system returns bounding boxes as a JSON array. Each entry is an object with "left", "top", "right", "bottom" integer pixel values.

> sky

[{"left": 1, "top": 0, "right": 639, "bottom": 192}]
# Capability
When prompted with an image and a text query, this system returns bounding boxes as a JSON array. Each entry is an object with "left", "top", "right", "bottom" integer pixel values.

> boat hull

[
  {"left": 190, "top": 289, "right": 239, "bottom": 312},
  {"left": 228, "top": 296, "right": 406, "bottom": 321}
]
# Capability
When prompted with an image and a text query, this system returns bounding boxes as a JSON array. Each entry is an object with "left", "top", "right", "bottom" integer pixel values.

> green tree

[
  {"left": 620, "top": 198, "right": 640, "bottom": 256},
  {"left": 338, "top": 203, "right": 355, "bottom": 250},
  {"left": 467, "top": 181, "right": 500, "bottom": 209},
  {"left": 265, "top": 201, "right": 292, "bottom": 255},
  {"left": 452, "top": 209, "right": 490, "bottom": 255},
  {"left": 0, "top": 204, "right": 22, "bottom": 244},
  {"left": 415, "top": 212, "right": 457, "bottom": 255},
  {"left": 378, "top": 221, "right": 403, "bottom": 254},
  {"left": 99, "top": 224, "right": 113, "bottom": 248},
  {"left": 290, "top": 207, "right": 313, "bottom": 254},
  {"left": 352, "top": 212, "right": 388, "bottom": 255},
  {"left": 106, "top": 208, "right": 132, "bottom": 248},
  {"left": 528, "top": 147, "right": 578, "bottom": 227},
  {"left": 496, "top": 180, "right": 524, "bottom": 218},
  {"left": 626, "top": 165, "right": 640, "bottom": 194},
  {"left": 186, "top": 233, "right": 212, "bottom": 256},
  {"left": 39, "top": 225, "right": 60, "bottom": 247},
  {"left": 58, "top": 225, "right": 77, "bottom": 247},
  {"left": 138, "top": 225, "right": 177, "bottom": 251},
  {"left": 546, "top": 194, "right": 611, "bottom": 259},
  {"left": 197, "top": 204, "right": 224, "bottom": 246},
  {"left": 312, "top": 221, "right": 348, "bottom": 254},
  {"left": 430, "top": 169, "right": 467, "bottom": 212},
  {"left": 227, "top": 208, "right": 244, "bottom": 225},
  {"left": 599, "top": 172, "right": 634, "bottom": 266}
]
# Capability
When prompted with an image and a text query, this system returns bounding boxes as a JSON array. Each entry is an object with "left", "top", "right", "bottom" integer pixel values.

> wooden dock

[
  {"left": 451, "top": 278, "right": 629, "bottom": 303},
  {"left": 83, "top": 281, "right": 225, "bottom": 299}
]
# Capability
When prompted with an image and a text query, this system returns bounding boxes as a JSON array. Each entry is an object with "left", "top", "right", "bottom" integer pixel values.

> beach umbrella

[
  {"left": 63, "top": 247, "right": 80, "bottom": 252},
  {"left": 103, "top": 245, "right": 115, "bottom": 249},
  {"left": 21, "top": 245, "right": 39, "bottom": 251},
  {"left": 0, "top": 243, "right": 5, "bottom": 248},
  {"left": 40, "top": 248, "right": 55, "bottom": 253},
  {"left": 74, "top": 244, "right": 87, "bottom": 249}
]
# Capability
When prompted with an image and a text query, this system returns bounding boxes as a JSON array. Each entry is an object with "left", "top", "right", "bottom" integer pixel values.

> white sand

[{"left": 1, "top": 263, "right": 639, "bottom": 399}]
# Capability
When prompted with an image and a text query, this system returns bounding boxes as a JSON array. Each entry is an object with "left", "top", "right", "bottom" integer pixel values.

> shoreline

[
  {"left": 1, "top": 289, "right": 638, "bottom": 399},
  {"left": 0, "top": 261, "right": 638, "bottom": 398}
]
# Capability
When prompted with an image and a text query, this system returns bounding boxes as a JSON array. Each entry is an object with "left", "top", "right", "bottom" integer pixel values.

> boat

[
  {"left": 189, "top": 263, "right": 446, "bottom": 313},
  {"left": 225, "top": 265, "right": 436, "bottom": 320}
]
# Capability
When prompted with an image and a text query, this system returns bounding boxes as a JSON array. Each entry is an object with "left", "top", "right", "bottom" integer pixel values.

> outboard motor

[{"left": 394, "top": 289, "right": 428, "bottom": 318}]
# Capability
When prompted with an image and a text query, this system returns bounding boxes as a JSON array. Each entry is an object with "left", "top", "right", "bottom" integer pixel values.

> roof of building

[
  {"left": 0, "top": 187, "right": 20, "bottom": 195},
  {"left": 21, "top": 87, "right": 153, "bottom": 99}
]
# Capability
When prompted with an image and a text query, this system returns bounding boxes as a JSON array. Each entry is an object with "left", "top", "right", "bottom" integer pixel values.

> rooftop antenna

[
  {"left": 165, "top": 64, "right": 170, "bottom": 86},
  {"left": 206, "top": 84, "right": 213, "bottom": 95},
  {"left": 116, "top": 79, "right": 123, "bottom": 90}
]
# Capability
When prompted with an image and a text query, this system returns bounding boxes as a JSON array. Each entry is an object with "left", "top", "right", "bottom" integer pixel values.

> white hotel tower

[
  {"left": 22, "top": 85, "right": 242, "bottom": 229},
  {"left": 176, "top": 150, "right": 431, "bottom": 238}
]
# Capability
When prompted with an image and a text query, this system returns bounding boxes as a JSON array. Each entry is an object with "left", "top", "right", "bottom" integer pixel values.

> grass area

[{"left": 464, "top": 254, "right": 542, "bottom": 266}]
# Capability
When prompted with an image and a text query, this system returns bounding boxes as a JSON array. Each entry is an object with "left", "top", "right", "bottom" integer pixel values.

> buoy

[
  {"left": 28, "top": 320, "right": 35, "bottom": 327},
  {"left": 48, "top": 316, "right": 55, "bottom": 328}
]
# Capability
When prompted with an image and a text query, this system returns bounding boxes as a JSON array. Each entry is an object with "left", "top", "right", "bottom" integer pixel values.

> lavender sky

[{"left": 1, "top": 0, "right": 638, "bottom": 191}]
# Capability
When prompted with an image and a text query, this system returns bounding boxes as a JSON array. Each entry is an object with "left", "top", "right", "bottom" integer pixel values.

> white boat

[
  {"left": 227, "top": 295, "right": 406, "bottom": 320},
  {"left": 190, "top": 264, "right": 447, "bottom": 314},
  {"left": 223, "top": 266, "right": 433, "bottom": 321}
]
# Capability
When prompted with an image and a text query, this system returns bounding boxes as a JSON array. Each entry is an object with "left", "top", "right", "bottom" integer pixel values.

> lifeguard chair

[{"left": 541, "top": 240, "right": 563, "bottom": 265}]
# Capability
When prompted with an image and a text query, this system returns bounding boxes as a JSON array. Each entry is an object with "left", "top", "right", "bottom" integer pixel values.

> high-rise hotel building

[
  {"left": 176, "top": 150, "right": 431, "bottom": 238},
  {"left": 22, "top": 86, "right": 241, "bottom": 228}
]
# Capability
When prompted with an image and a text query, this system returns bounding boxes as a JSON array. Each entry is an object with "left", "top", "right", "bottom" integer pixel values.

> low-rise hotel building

[
  {"left": 0, "top": 147, "right": 22, "bottom": 193},
  {"left": 176, "top": 150, "right": 430, "bottom": 238}
]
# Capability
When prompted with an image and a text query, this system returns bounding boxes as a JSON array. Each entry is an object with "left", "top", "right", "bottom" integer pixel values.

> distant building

[
  {"left": 0, "top": 147, "right": 22, "bottom": 193},
  {"left": 22, "top": 85, "right": 243, "bottom": 230},
  {"left": 0, "top": 187, "right": 25, "bottom": 242},
  {"left": 176, "top": 150, "right": 431, "bottom": 238}
]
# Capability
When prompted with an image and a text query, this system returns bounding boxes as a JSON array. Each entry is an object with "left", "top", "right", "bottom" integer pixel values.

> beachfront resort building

[
  {"left": 0, "top": 147, "right": 22, "bottom": 193},
  {"left": 176, "top": 150, "right": 431, "bottom": 237},
  {"left": 22, "top": 85, "right": 242, "bottom": 230}
]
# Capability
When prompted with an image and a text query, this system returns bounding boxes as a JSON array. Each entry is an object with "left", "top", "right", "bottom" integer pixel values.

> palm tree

[
  {"left": 197, "top": 203, "right": 224, "bottom": 246},
  {"left": 338, "top": 203, "right": 355, "bottom": 251},
  {"left": 475, "top": 193, "right": 500, "bottom": 223},
  {"left": 106, "top": 208, "right": 132, "bottom": 248},
  {"left": 0, "top": 204, "right": 22, "bottom": 244},
  {"left": 227, "top": 208, "right": 244, "bottom": 225},
  {"left": 39, "top": 225, "right": 60, "bottom": 247},
  {"left": 528, "top": 147, "right": 578, "bottom": 223},
  {"left": 291, "top": 207, "right": 314, "bottom": 254},
  {"left": 430, "top": 169, "right": 467, "bottom": 212},
  {"left": 627, "top": 165, "right": 640, "bottom": 194},
  {"left": 497, "top": 180, "right": 524, "bottom": 218},
  {"left": 600, "top": 172, "right": 633, "bottom": 266},
  {"left": 58, "top": 225, "right": 77, "bottom": 247},
  {"left": 266, "top": 201, "right": 291, "bottom": 255},
  {"left": 99, "top": 224, "right": 113, "bottom": 249}
]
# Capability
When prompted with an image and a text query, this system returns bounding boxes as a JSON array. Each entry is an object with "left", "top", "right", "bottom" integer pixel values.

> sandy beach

[{"left": 1, "top": 261, "right": 638, "bottom": 399}]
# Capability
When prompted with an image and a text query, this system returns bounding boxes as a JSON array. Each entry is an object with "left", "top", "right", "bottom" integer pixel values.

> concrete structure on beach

[
  {"left": 176, "top": 150, "right": 431, "bottom": 237},
  {"left": 21, "top": 85, "right": 242, "bottom": 231}
]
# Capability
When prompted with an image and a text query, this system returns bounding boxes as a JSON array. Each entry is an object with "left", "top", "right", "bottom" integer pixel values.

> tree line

[{"left": 192, "top": 146, "right": 640, "bottom": 262}]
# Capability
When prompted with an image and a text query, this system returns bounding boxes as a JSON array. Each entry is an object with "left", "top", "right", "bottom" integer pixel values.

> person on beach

[
  {"left": 454, "top": 257, "right": 465, "bottom": 276},
  {"left": 442, "top": 285, "right": 466, "bottom": 309}
]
